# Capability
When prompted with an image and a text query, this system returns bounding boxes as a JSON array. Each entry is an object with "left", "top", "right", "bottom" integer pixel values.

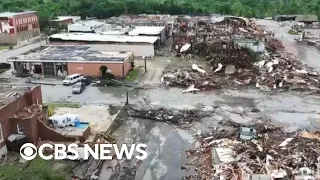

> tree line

[{"left": 0, "top": 0, "right": 319, "bottom": 29}]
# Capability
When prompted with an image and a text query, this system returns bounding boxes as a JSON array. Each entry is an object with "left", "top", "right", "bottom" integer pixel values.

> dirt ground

[
  {"left": 137, "top": 56, "right": 209, "bottom": 85},
  {"left": 54, "top": 105, "right": 120, "bottom": 133}
]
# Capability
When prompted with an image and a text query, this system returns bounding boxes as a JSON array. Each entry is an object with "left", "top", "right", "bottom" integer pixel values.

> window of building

[
  {"left": 43, "top": 62, "right": 55, "bottom": 76},
  {"left": 17, "top": 124, "right": 24, "bottom": 134},
  {"left": 0, "top": 123, "right": 3, "bottom": 143}
]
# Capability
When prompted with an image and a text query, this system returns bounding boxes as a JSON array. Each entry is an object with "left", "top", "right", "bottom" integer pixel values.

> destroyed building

[
  {"left": 7, "top": 45, "right": 134, "bottom": 78},
  {"left": 186, "top": 121, "right": 320, "bottom": 180},
  {"left": 172, "top": 15, "right": 253, "bottom": 52},
  {"left": 0, "top": 85, "right": 92, "bottom": 157},
  {"left": 161, "top": 15, "right": 320, "bottom": 93},
  {"left": 0, "top": 85, "right": 42, "bottom": 157}
]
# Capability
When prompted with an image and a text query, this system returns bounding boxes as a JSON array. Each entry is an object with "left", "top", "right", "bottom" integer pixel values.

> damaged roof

[
  {"left": 49, "top": 33, "right": 159, "bottom": 44},
  {"left": 7, "top": 46, "right": 133, "bottom": 63},
  {"left": 128, "top": 26, "right": 165, "bottom": 35},
  {"left": 0, "top": 86, "right": 36, "bottom": 108}
]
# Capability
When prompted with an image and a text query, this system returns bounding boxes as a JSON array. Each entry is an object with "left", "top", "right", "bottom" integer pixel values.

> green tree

[{"left": 231, "top": 1, "right": 244, "bottom": 16}]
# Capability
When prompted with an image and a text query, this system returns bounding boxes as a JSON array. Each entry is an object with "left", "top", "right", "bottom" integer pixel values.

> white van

[
  {"left": 48, "top": 114, "right": 80, "bottom": 128},
  {"left": 63, "top": 74, "right": 83, "bottom": 85}
]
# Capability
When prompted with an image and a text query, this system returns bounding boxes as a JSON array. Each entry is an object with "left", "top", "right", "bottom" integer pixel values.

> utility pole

[
  {"left": 48, "top": 13, "right": 55, "bottom": 31},
  {"left": 144, "top": 57, "right": 147, "bottom": 72},
  {"left": 125, "top": 90, "right": 129, "bottom": 105},
  {"left": 91, "top": 6, "right": 94, "bottom": 19}
]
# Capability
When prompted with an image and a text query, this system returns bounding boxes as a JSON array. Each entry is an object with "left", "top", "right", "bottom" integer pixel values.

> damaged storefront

[
  {"left": 12, "top": 61, "right": 67, "bottom": 77},
  {"left": 7, "top": 46, "right": 134, "bottom": 78}
]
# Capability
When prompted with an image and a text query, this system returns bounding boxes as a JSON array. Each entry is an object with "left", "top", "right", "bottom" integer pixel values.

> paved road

[
  {"left": 256, "top": 19, "right": 320, "bottom": 71},
  {"left": 0, "top": 40, "right": 46, "bottom": 63}
]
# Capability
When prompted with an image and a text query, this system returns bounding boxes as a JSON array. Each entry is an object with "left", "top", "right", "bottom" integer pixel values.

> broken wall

[
  {"left": 38, "top": 120, "right": 91, "bottom": 142},
  {"left": 9, "top": 110, "right": 46, "bottom": 144},
  {"left": 0, "top": 86, "right": 42, "bottom": 151}
]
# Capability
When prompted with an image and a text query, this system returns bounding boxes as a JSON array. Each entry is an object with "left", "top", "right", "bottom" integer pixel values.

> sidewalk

[{"left": 0, "top": 35, "right": 47, "bottom": 54}]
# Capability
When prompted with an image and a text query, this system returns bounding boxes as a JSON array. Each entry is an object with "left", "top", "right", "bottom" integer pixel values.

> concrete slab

[{"left": 54, "top": 105, "right": 120, "bottom": 133}]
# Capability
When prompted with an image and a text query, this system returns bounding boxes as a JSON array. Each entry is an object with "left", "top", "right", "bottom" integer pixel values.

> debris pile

[
  {"left": 128, "top": 108, "right": 207, "bottom": 125},
  {"left": 161, "top": 62, "right": 258, "bottom": 91},
  {"left": 168, "top": 16, "right": 320, "bottom": 93},
  {"left": 255, "top": 50, "right": 320, "bottom": 92},
  {"left": 162, "top": 40, "right": 320, "bottom": 93},
  {"left": 195, "top": 42, "right": 256, "bottom": 70},
  {"left": 12, "top": 104, "right": 43, "bottom": 119},
  {"left": 266, "top": 38, "right": 285, "bottom": 52},
  {"left": 184, "top": 121, "right": 320, "bottom": 180}
]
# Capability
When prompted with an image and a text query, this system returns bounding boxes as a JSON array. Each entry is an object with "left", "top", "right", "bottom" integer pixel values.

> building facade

[
  {"left": 0, "top": 11, "right": 40, "bottom": 45},
  {"left": 50, "top": 16, "right": 81, "bottom": 28},
  {"left": 8, "top": 46, "right": 134, "bottom": 78}
]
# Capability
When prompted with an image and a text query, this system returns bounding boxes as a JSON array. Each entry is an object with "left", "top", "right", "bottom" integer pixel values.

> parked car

[
  {"left": 63, "top": 74, "right": 83, "bottom": 86},
  {"left": 238, "top": 126, "right": 257, "bottom": 140},
  {"left": 72, "top": 82, "right": 85, "bottom": 94},
  {"left": 81, "top": 76, "right": 92, "bottom": 86}
]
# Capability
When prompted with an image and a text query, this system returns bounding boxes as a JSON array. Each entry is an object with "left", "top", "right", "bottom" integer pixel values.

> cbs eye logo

[{"left": 20, "top": 143, "right": 37, "bottom": 160}]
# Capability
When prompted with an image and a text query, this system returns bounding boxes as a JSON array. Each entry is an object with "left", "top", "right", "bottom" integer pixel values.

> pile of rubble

[
  {"left": 161, "top": 66, "right": 259, "bottom": 92},
  {"left": 184, "top": 121, "right": 320, "bottom": 180},
  {"left": 162, "top": 40, "right": 320, "bottom": 93},
  {"left": 11, "top": 104, "right": 43, "bottom": 119},
  {"left": 254, "top": 49, "right": 320, "bottom": 92},
  {"left": 128, "top": 108, "right": 208, "bottom": 125}
]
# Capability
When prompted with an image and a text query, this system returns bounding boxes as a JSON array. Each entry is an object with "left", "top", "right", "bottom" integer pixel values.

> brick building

[
  {"left": 0, "top": 85, "right": 91, "bottom": 157},
  {"left": 0, "top": 86, "right": 43, "bottom": 156},
  {"left": 8, "top": 46, "right": 134, "bottom": 78},
  {"left": 50, "top": 16, "right": 81, "bottom": 28},
  {"left": 0, "top": 11, "right": 40, "bottom": 45}
]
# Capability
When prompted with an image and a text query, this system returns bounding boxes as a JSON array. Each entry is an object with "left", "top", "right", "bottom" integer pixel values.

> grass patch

[
  {"left": 0, "top": 69, "right": 9, "bottom": 74},
  {"left": 45, "top": 101, "right": 82, "bottom": 108},
  {"left": 45, "top": 102, "right": 82, "bottom": 115},
  {"left": 0, "top": 46, "right": 9, "bottom": 50},
  {"left": 125, "top": 68, "right": 141, "bottom": 82},
  {"left": 0, "top": 156, "right": 71, "bottom": 180},
  {"left": 288, "top": 29, "right": 299, "bottom": 35}
]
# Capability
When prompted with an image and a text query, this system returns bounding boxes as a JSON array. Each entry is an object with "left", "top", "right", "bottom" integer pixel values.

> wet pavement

[
  {"left": 94, "top": 86, "right": 320, "bottom": 180},
  {"left": 256, "top": 19, "right": 320, "bottom": 71}
]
